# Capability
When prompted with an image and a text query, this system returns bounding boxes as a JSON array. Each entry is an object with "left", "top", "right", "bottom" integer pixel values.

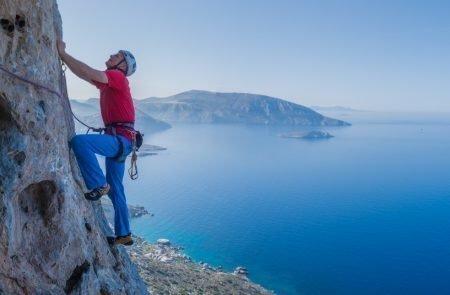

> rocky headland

[
  {"left": 126, "top": 236, "right": 274, "bottom": 295},
  {"left": 138, "top": 90, "right": 350, "bottom": 126},
  {"left": 72, "top": 90, "right": 350, "bottom": 127},
  {"left": 102, "top": 202, "right": 273, "bottom": 294}
]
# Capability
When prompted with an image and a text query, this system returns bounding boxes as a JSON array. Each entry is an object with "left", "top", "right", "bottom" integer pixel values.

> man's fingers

[{"left": 56, "top": 40, "right": 66, "bottom": 55}]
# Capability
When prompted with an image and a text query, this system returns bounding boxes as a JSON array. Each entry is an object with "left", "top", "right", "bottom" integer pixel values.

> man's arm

[{"left": 57, "top": 40, "right": 108, "bottom": 84}]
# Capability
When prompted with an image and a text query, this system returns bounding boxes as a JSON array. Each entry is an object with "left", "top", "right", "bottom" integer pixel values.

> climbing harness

[
  {"left": 102, "top": 122, "right": 143, "bottom": 180},
  {"left": 0, "top": 62, "right": 142, "bottom": 179},
  {"left": 79, "top": 121, "right": 142, "bottom": 180}
]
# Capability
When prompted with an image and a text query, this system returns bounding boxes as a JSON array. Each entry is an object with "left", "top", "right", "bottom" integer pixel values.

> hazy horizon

[{"left": 69, "top": 89, "right": 450, "bottom": 114}]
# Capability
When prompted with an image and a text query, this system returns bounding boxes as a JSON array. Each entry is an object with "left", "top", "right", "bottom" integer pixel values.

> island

[
  {"left": 138, "top": 144, "right": 167, "bottom": 157},
  {"left": 279, "top": 130, "right": 334, "bottom": 140},
  {"left": 101, "top": 199, "right": 153, "bottom": 221}
]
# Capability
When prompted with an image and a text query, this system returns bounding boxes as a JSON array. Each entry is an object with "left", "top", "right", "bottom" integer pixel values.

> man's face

[{"left": 105, "top": 52, "right": 124, "bottom": 68}]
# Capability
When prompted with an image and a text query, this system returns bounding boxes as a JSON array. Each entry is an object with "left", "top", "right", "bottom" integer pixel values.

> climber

[{"left": 57, "top": 39, "right": 137, "bottom": 246}]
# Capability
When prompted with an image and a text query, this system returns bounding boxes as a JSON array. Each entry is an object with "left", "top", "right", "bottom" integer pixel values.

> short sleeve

[{"left": 104, "top": 70, "right": 125, "bottom": 90}]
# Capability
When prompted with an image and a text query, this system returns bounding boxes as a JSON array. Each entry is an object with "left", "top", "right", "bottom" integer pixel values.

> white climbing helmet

[{"left": 119, "top": 50, "right": 137, "bottom": 76}]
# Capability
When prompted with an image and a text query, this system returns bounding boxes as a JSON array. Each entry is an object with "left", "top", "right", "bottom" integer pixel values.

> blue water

[{"left": 124, "top": 118, "right": 450, "bottom": 295}]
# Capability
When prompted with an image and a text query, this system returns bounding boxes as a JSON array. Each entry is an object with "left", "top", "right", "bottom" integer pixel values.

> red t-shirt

[{"left": 93, "top": 70, "right": 135, "bottom": 141}]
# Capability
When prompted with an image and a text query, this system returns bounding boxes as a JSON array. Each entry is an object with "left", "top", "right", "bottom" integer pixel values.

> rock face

[{"left": 0, "top": 1, "right": 148, "bottom": 294}]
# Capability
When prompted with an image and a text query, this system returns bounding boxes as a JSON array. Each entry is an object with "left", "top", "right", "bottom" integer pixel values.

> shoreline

[
  {"left": 102, "top": 202, "right": 273, "bottom": 294},
  {"left": 126, "top": 236, "right": 274, "bottom": 294}
]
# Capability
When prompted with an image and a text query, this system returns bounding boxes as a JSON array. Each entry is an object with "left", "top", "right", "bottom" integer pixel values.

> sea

[{"left": 121, "top": 111, "right": 450, "bottom": 295}]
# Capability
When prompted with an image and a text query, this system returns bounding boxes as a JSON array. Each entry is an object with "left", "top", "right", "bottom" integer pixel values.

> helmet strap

[{"left": 108, "top": 59, "right": 128, "bottom": 75}]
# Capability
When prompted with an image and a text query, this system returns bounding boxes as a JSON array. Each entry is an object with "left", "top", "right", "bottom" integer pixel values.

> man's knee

[{"left": 69, "top": 135, "right": 86, "bottom": 150}]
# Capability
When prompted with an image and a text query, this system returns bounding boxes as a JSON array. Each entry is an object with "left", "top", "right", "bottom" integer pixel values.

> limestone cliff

[{"left": 0, "top": 0, "right": 148, "bottom": 294}]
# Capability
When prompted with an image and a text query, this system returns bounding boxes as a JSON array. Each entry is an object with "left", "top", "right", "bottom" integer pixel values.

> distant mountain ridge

[
  {"left": 310, "top": 105, "right": 362, "bottom": 112},
  {"left": 71, "top": 90, "right": 350, "bottom": 128},
  {"left": 138, "top": 90, "right": 350, "bottom": 126}
]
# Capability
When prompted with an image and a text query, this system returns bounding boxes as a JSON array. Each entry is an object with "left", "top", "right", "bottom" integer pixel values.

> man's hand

[
  {"left": 57, "top": 39, "right": 66, "bottom": 57},
  {"left": 55, "top": 39, "right": 108, "bottom": 84}
]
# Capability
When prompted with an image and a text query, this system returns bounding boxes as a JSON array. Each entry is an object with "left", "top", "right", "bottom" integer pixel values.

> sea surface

[{"left": 123, "top": 112, "right": 450, "bottom": 295}]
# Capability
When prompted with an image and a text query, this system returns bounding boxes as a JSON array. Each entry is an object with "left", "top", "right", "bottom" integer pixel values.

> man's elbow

[{"left": 88, "top": 71, "right": 108, "bottom": 84}]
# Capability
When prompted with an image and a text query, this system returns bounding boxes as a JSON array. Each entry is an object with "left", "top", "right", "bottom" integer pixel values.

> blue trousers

[{"left": 70, "top": 134, "right": 132, "bottom": 237}]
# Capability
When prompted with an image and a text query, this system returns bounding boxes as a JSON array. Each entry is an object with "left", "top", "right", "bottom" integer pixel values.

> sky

[{"left": 57, "top": 0, "right": 450, "bottom": 112}]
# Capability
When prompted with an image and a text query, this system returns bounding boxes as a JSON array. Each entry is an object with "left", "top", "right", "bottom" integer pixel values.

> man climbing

[{"left": 57, "top": 40, "right": 137, "bottom": 246}]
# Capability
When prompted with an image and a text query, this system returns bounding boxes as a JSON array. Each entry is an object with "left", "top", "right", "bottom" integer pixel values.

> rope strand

[
  {"left": 0, "top": 62, "right": 100, "bottom": 132},
  {"left": 0, "top": 64, "right": 63, "bottom": 97},
  {"left": 59, "top": 63, "right": 103, "bottom": 133},
  {"left": 1, "top": 62, "right": 139, "bottom": 180}
]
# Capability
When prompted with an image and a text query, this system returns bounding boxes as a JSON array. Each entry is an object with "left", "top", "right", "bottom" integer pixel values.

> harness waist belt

[{"left": 105, "top": 122, "right": 135, "bottom": 129}]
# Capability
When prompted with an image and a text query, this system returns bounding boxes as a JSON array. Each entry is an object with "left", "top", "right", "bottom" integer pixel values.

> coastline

[
  {"left": 102, "top": 202, "right": 273, "bottom": 294},
  {"left": 126, "top": 236, "right": 273, "bottom": 294}
]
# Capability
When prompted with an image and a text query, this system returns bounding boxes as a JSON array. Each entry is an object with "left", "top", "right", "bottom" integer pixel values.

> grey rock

[
  {"left": 156, "top": 239, "right": 171, "bottom": 246},
  {"left": 0, "top": 1, "right": 148, "bottom": 294},
  {"left": 234, "top": 266, "right": 249, "bottom": 277}
]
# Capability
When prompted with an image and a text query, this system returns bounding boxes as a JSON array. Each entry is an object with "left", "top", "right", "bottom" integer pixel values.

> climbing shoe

[
  {"left": 107, "top": 234, "right": 134, "bottom": 246},
  {"left": 84, "top": 184, "right": 110, "bottom": 201}
]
